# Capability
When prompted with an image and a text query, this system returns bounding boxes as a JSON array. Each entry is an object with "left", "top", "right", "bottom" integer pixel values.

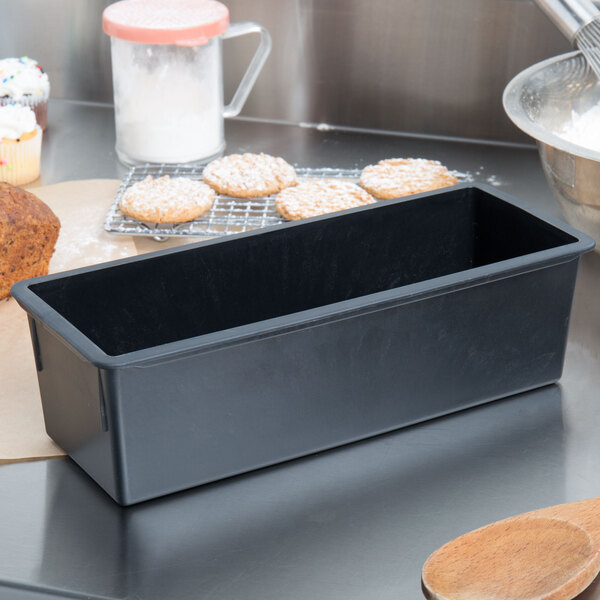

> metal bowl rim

[{"left": 503, "top": 50, "right": 600, "bottom": 163}]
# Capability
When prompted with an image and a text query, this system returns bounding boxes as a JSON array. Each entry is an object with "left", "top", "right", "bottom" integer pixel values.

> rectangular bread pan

[{"left": 11, "top": 184, "right": 594, "bottom": 505}]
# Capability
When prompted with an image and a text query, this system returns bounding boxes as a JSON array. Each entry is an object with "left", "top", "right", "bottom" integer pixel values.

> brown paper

[{"left": 0, "top": 179, "right": 205, "bottom": 463}]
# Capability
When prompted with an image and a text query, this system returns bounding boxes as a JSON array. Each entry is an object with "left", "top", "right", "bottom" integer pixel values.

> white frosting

[
  {"left": 0, "top": 57, "right": 50, "bottom": 100},
  {"left": 0, "top": 104, "right": 37, "bottom": 139}
]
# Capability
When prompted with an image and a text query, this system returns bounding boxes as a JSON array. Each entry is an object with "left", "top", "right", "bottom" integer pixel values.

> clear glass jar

[{"left": 103, "top": 0, "right": 271, "bottom": 165}]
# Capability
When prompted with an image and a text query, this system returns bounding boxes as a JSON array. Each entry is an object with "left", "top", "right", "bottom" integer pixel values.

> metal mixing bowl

[{"left": 503, "top": 50, "right": 600, "bottom": 246}]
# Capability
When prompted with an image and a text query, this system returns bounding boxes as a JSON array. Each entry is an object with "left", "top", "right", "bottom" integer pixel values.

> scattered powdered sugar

[
  {"left": 298, "top": 122, "right": 335, "bottom": 131},
  {"left": 485, "top": 174, "right": 502, "bottom": 186},
  {"left": 451, "top": 169, "right": 473, "bottom": 182},
  {"left": 52, "top": 235, "right": 131, "bottom": 272},
  {"left": 451, "top": 167, "right": 502, "bottom": 187},
  {"left": 558, "top": 105, "right": 600, "bottom": 151}
]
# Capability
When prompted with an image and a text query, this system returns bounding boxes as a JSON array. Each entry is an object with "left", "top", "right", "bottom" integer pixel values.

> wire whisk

[{"left": 535, "top": 0, "right": 600, "bottom": 79}]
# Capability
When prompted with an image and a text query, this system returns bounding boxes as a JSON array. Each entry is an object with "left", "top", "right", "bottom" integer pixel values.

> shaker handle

[{"left": 222, "top": 22, "right": 272, "bottom": 118}]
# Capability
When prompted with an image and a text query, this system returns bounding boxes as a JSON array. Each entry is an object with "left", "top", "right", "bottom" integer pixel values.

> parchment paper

[{"left": 0, "top": 179, "right": 203, "bottom": 462}]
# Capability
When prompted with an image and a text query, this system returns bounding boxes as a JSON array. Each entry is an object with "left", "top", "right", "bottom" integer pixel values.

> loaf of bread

[{"left": 0, "top": 182, "right": 60, "bottom": 299}]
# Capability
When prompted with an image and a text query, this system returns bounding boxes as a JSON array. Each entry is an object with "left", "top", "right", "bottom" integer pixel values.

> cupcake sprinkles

[{"left": 0, "top": 57, "right": 50, "bottom": 129}]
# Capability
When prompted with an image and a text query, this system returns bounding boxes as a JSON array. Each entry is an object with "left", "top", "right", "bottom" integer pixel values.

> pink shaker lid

[{"left": 102, "top": 0, "right": 229, "bottom": 46}]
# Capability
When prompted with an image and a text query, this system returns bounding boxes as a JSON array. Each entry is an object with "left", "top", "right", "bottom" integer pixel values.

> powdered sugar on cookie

[
  {"left": 203, "top": 153, "right": 297, "bottom": 198},
  {"left": 359, "top": 158, "right": 458, "bottom": 200},
  {"left": 276, "top": 179, "right": 375, "bottom": 220},
  {"left": 119, "top": 175, "right": 215, "bottom": 223}
]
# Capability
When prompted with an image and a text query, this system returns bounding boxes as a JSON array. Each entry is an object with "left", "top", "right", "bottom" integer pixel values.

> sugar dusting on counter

[
  {"left": 452, "top": 168, "right": 502, "bottom": 187},
  {"left": 558, "top": 105, "right": 600, "bottom": 151}
]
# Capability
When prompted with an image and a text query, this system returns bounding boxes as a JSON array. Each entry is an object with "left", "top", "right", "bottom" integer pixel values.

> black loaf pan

[{"left": 11, "top": 184, "right": 594, "bottom": 505}]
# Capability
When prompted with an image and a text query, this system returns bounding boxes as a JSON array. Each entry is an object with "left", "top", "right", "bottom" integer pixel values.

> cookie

[
  {"left": 203, "top": 153, "right": 297, "bottom": 198},
  {"left": 119, "top": 175, "right": 215, "bottom": 223},
  {"left": 359, "top": 158, "right": 458, "bottom": 200},
  {"left": 275, "top": 179, "right": 376, "bottom": 221}
]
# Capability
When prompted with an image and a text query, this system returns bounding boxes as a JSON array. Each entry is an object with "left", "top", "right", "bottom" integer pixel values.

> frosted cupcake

[
  {"left": 0, "top": 104, "right": 42, "bottom": 186},
  {"left": 0, "top": 57, "right": 50, "bottom": 130}
]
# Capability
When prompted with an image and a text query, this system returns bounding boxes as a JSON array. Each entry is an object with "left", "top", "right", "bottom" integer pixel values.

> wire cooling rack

[{"left": 104, "top": 164, "right": 363, "bottom": 240}]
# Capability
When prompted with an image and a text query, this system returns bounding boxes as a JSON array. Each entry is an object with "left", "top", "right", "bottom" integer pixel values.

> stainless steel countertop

[{"left": 2, "top": 99, "right": 600, "bottom": 600}]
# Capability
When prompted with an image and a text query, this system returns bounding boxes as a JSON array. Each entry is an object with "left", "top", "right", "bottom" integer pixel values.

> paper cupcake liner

[
  {"left": 0, "top": 126, "right": 42, "bottom": 186},
  {"left": 0, "top": 95, "right": 48, "bottom": 130}
]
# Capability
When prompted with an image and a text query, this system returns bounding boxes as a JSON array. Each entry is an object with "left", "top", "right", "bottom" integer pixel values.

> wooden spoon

[{"left": 422, "top": 497, "right": 600, "bottom": 600}]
